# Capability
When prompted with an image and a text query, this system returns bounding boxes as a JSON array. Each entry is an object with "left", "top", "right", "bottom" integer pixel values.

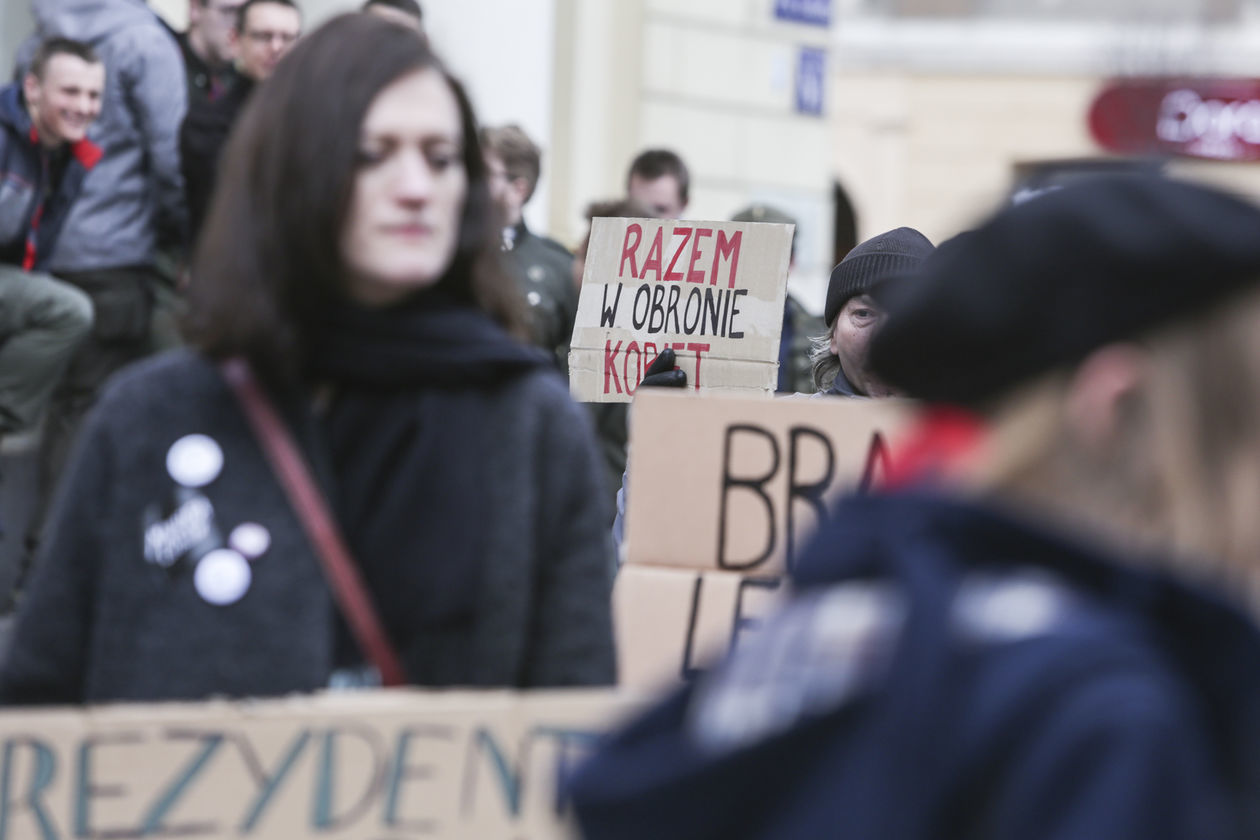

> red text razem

[{"left": 601, "top": 223, "right": 746, "bottom": 396}]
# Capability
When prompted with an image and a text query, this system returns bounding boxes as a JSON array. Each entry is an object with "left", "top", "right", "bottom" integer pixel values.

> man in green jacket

[{"left": 481, "top": 124, "right": 577, "bottom": 372}]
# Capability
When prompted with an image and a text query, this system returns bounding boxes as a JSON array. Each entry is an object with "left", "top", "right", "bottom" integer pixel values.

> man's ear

[
  {"left": 1064, "top": 343, "right": 1147, "bottom": 448},
  {"left": 21, "top": 72, "right": 40, "bottom": 111}
]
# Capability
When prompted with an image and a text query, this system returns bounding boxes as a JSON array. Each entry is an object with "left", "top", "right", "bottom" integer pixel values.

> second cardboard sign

[{"left": 623, "top": 391, "right": 910, "bottom": 577}]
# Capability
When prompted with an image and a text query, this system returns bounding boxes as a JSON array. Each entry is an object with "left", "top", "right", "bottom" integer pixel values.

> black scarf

[{"left": 305, "top": 294, "right": 552, "bottom": 670}]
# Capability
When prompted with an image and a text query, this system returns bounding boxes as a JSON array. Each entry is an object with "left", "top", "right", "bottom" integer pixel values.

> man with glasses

[
  {"left": 180, "top": 0, "right": 301, "bottom": 243},
  {"left": 231, "top": 0, "right": 301, "bottom": 82}
]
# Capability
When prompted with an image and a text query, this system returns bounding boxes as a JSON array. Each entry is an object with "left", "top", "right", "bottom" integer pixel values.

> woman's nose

[{"left": 393, "top": 151, "right": 433, "bottom": 202}]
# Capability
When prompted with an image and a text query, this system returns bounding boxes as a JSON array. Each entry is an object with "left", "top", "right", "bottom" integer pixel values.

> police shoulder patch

[
  {"left": 687, "top": 581, "right": 905, "bottom": 755},
  {"left": 951, "top": 568, "right": 1073, "bottom": 644}
]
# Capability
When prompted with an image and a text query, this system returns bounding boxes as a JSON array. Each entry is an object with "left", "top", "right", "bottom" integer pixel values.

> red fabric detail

[
  {"left": 21, "top": 204, "right": 45, "bottom": 271},
  {"left": 885, "top": 405, "right": 987, "bottom": 490},
  {"left": 71, "top": 139, "right": 103, "bottom": 170},
  {"left": 26, "top": 123, "right": 102, "bottom": 169}
]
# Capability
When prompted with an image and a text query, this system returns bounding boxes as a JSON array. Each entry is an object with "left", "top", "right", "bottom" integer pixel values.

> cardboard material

[
  {"left": 624, "top": 390, "right": 910, "bottom": 576},
  {"left": 569, "top": 217, "right": 793, "bottom": 403},
  {"left": 614, "top": 565, "right": 785, "bottom": 691},
  {"left": 0, "top": 689, "right": 640, "bottom": 840}
]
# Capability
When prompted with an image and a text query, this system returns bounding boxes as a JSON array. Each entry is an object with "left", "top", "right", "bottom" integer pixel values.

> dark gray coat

[
  {"left": 0, "top": 350, "right": 616, "bottom": 703},
  {"left": 505, "top": 222, "right": 578, "bottom": 371}
]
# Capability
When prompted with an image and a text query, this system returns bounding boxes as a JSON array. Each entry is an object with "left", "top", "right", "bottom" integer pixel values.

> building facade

[{"left": 8, "top": 0, "right": 1260, "bottom": 311}]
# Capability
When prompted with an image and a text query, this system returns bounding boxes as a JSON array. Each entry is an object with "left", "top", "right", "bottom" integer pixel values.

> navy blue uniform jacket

[{"left": 569, "top": 491, "right": 1260, "bottom": 840}]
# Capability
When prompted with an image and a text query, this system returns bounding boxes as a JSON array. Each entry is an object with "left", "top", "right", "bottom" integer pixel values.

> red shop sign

[{"left": 1089, "top": 79, "right": 1260, "bottom": 161}]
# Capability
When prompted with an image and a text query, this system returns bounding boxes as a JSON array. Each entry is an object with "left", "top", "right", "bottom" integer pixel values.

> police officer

[{"left": 569, "top": 175, "right": 1260, "bottom": 840}]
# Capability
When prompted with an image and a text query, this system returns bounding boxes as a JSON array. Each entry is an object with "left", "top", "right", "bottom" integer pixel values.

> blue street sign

[
  {"left": 795, "top": 47, "right": 826, "bottom": 116},
  {"left": 774, "top": 0, "right": 832, "bottom": 27}
]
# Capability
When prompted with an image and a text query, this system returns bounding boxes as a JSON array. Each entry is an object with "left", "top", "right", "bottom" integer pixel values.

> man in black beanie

[
  {"left": 730, "top": 203, "right": 824, "bottom": 394},
  {"left": 815, "top": 226, "right": 933, "bottom": 396},
  {"left": 569, "top": 175, "right": 1260, "bottom": 840}
]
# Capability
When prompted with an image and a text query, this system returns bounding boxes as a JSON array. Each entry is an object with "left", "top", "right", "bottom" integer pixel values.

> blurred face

[
  {"left": 23, "top": 54, "right": 105, "bottom": 147},
  {"left": 484, "top": 149, "right": 525, "bottom": 228},
  {"left": 189, "top": 0, "right": 244, "bottom": 66},
  {"left": 627, "top": 173, "right": 685, "bottom": 219},
  {"left": 341, "top": 69, "right": 468, "bottom": 307},
  {"left": 233, "top": 2, "right": 301, "bottom": 81},
  {"left": 830, "top": 294, "right": 900, "bottom": 397}
]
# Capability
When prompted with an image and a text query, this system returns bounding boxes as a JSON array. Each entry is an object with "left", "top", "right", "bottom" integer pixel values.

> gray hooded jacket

[{"left": 19, "top": 0, "right": 186, "bottom": 272}]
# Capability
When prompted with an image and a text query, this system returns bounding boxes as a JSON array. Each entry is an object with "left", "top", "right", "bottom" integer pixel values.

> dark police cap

[{"left": 869, "top": 175, "right": 1260, "bottom": 406}]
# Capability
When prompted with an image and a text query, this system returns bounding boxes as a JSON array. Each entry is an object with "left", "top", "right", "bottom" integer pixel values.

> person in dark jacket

[
  {"left": 481, "top": 123, "right": 578, "bottom": 371},
  {"left": 569, "top": 175, "right": 1260, "bottom": 839},
  {"left": 177, "top": 0, "right": 244, "bottom": 106},
  {"left": 180, "top": 0, "right": 302, "bottom": 246},
  {"left": 0, "top": 14, "right": 616, "bottom": 704},
  {"left": 811, "top": 226, "right": 934, "bottom": 396},
  {"left": 0, "top": 38, "right": 100, "bottom": 435}
]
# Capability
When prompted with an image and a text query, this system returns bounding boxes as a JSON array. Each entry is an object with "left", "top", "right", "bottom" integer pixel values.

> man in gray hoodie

[{"left": 16, "top": 0, "right": 187, "bottom": 571}]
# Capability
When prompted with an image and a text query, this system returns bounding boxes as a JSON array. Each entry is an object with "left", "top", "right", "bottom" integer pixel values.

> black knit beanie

[{"left": 825, "top": 227, "right": 935, "bottom": 326}]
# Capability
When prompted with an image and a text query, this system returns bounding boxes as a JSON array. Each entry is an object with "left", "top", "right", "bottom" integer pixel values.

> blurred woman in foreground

[
  {"left": 0, "top": 14, "right": 615, "bottom": 703},
  {"left": 570, "top": 176, "right": 1260, "bottom": 840}
]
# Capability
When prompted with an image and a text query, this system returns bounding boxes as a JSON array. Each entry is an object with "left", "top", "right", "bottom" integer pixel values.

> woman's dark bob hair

[{"left": 185, "top": 13, "right": 526, "bottom": 380}]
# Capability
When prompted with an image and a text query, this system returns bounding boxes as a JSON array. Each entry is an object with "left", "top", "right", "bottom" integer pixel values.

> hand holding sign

[
  {"left": 569, "top": 217, "right": 793, "bottom": 402},
  {"left": 640, "top": 347, "right": 687, "bottom": 389}
]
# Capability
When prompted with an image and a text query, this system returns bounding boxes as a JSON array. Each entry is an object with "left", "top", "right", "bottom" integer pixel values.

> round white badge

[
  {"left": 194, "top": 549, "right": 252, "bottom": 605},
  {"left": 166, "top": 434, "right": 224, "bottom": 488},
  {"left": 229, "top": 522, "right": 271, "bottom": 560}
]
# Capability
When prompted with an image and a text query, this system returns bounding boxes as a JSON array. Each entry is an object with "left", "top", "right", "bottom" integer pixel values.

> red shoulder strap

[{"left": 219, "top": 357, "right": 407, "bottom": 687}]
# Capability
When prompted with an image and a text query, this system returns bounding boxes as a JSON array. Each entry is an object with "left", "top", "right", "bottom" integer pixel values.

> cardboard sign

[
  {"left": 569, "top": 217, "right": 793, "bottom": 403},
  {"left": 614, "top": 565, "right": 784, "bottom": 691},
  {"left": 624, "top": 390, "right": 910, "bottom": 576},
  {"left": 0, "top": 689, "right": 640, "bottom": 840}
]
